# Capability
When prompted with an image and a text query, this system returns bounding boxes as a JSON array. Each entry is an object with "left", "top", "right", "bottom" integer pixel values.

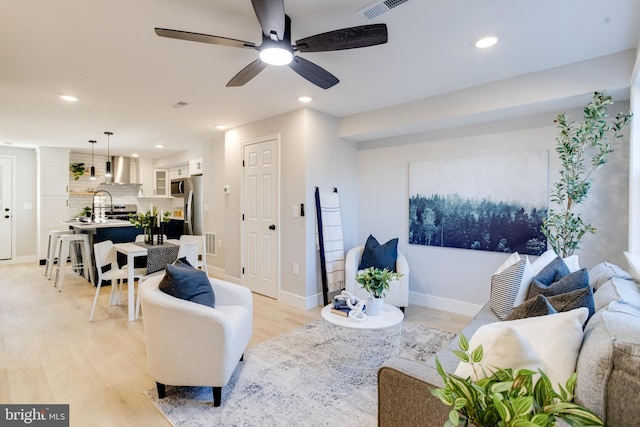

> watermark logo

[{"left": 0, "top": 405, "right": 68, "bottom": 426}]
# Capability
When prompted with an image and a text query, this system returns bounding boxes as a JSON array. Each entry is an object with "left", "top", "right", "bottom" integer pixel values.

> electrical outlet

[{"left": 293, "top": 262, "right": 299, "bottom": 275}]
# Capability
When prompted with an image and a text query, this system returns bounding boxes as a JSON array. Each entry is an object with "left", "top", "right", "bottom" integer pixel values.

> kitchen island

[{"left": 63, "top": 218, "right": 142, "bottom": 243}]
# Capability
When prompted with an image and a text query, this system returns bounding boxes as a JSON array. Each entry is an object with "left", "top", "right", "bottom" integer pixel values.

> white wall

[
  {"left": 202, "top": 137, "right": 226, "bottom": 273},
  {"left": 224, "top": 108, "right": 359, "bottom": 308},
  {"left": 304, "top": 110, "right": 359, "bottom": 303},
  {"left": 357, "top": 103, "right": 630, "bottom": 315},
  {"left": 224, "top": 109, "right": 307, "bottom": 293}
]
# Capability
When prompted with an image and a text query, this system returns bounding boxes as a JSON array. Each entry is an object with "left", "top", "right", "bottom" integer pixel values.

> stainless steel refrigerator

[{"left": 185, "top": 175, "right": 203, "bottom": 235}]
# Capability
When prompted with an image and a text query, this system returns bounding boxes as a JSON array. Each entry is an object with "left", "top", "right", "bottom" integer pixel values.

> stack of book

[{"left": 331, "top": 298, "right": 351, "bottom": 317}]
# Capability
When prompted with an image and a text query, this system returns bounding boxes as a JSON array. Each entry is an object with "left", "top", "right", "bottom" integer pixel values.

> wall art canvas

[{"left": 409, "top": 151, "right": 548, "bottom": 255}]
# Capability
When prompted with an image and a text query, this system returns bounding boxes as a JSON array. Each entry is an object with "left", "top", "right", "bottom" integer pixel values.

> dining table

[{"left": 114, "top": 239, "right": 180, "bottom": 321}]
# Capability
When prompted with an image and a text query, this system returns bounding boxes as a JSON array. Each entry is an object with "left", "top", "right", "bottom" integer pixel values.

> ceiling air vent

[{"left": 359, "top": 0, "right": 409, "bottom": 20}]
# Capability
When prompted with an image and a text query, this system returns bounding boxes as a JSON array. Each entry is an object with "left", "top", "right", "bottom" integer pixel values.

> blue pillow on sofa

[
  {"left": 534, "top": 256, "right": 570, "bottom": 286},
  {"left": 527, "top": 268, "right": 589, "bottom": 300},
  {"left": 159, "top": 260, "right": 215, "bottom": 308},
  {"left": 358, "top": 235, "right": 398, "bottom": 272}
]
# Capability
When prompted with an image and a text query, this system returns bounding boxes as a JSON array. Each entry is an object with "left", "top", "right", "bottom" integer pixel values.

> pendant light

[
  {"left": 104, "top": 131, "right": 113, "bottom": 178},
  {"left": 89, "top": 140, "right": 97, "bottom": 180}
]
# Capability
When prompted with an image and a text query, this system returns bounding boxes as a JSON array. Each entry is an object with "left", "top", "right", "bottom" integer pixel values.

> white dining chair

[
  {"left": 91, "top": 240, "right": 145, "bottom": 321},
  {"left": 177, "top": 240, "right": 200, "bottom": 268},
  {"left": 179, "top": 235, "right": 208, "bottom": 274}
]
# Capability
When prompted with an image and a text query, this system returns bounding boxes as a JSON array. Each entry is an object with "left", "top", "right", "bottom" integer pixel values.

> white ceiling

[{"left": 1, "top": 0, "right": 639, "bottom": 159}]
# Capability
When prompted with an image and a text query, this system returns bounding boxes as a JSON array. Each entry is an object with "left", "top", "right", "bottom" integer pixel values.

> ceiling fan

[{"left": 154, "top": 0, "right": 388, "bottom": 89}]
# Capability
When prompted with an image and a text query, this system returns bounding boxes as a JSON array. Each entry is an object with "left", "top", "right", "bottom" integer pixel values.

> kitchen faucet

[{"left": 92, "top": 190, "right": 113, "bottom": 221}]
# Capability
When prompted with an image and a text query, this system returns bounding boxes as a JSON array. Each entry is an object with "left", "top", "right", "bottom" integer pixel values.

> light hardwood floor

[{"left": 0, "top": 262, "right": 470, "bottom": 426}]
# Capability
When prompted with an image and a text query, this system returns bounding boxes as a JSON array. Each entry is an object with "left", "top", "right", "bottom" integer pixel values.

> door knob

[
  {"left": 269, "top": 224, "right": 276, "bottom": 230},
  {"left": 4, "top": 208, "right": 8, "bottom": 211},
  {"left": 4, "top": 215, "right": 9, "bottom": 219}
]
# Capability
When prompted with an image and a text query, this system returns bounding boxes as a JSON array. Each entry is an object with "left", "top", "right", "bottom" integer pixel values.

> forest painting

[{"left": 409, "top": 151, "right": 548, "bottom": 255}]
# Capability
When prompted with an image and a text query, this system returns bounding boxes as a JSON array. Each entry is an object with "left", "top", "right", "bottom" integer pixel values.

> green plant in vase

[
  {"left": 69, "top": 162, "right": 86, "bottom": 180},
  {"left": 431, "top": 334, "right": 603, "bottom": 427},
  {"left": 129, "top": 207, "right": 170, "bottom": 244},
  {"left": 355, "top": 267, "right": 403, "bottom": 315}
]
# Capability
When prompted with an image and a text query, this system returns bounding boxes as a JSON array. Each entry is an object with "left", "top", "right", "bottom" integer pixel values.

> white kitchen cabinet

[
  {"left": 136, "top": 159, "right": 172, "bottom": 198},
  {"left": 37, "top": 147, "right": 69, "bottom": 260},
  {"left": 189, "top": 158, "right": 203, "bottom": 175},
  {"left": 168, "top": 164, "right": 188, "bottom": 180},
  {"left": 154, "top": 169, "right": 169, "bottom": 197}
]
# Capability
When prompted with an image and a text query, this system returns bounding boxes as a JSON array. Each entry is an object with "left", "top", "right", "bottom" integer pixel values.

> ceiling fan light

[{"left": 260, "top": 47, "right": 293, "bottom": 66}]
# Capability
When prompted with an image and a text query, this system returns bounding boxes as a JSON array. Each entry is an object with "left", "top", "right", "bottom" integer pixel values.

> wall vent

[
  {"left": 358, "top": 0, "right": 409, "bottom": 20},
  {"left": 205, "top": 232, "right": 217, "bottom": 256}
]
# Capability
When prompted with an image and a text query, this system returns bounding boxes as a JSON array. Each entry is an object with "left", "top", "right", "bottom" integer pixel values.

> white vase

[{"left": 366, "top": 296, "right": 384, "bottom": 316}]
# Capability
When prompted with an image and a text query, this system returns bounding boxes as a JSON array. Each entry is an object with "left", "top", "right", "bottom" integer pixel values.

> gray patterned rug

[{"left": 144, "top": 320, "right": 455, "bottom": 427}]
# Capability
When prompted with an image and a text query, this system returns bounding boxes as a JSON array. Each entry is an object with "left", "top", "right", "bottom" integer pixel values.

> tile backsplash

[{"left": 69, "top": 152, "right": 180, "bottom": 218}]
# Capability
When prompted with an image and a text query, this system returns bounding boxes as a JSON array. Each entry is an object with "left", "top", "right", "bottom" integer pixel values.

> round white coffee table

[{"left": 321, "top": 303, "right": 404, "bottom": 385}]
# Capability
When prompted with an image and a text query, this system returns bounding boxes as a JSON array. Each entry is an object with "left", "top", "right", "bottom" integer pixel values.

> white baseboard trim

[
  {"left": 207, "top": 265, "right": 226, "bottom": 280},
  {"left": 409, "top": 291, "right": 483, "bottom": 317},
  {"left": 0, "top": 256, "right": 38, "bottom": 266},
  {"left": 278, "top": 290, "right": 324, "bottom": 310},
  {"left": 223, "top": 274, "right": 241, "bottom": 285}
]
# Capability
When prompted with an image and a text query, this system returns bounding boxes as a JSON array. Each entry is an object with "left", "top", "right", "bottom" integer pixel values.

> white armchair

[
  {"left": 344, "top": 245, "right": 410, "bottom": 311},
  {"left": 140, "top": 274, "right": 253, "bottom": 406}
]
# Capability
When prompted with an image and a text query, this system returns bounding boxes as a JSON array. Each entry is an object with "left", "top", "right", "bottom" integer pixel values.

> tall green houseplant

[{"left": 542, "top": 91, "right": 632, "bottom": 257}]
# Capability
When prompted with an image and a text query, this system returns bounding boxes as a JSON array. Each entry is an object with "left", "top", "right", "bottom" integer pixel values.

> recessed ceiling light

[
  {"left": 155, "top": 144, "right": 164, "bottom": 149},
  {"left": 59, "top": 95, "right": 78, "bottom": 102},
  {"left": 131, "top": 153, "right": 140, "bottom": 158},
  {"left": 215, "top": 124, "right": 227, "bottom": 130},
  {"left": 298, "top": 96, "right": 312, "bottom": 103},
  {"left": 475, "top": 36, "right": 498, "bottom": 49}
]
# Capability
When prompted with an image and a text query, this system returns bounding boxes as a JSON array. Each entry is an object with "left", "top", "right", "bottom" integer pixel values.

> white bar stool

[
  {"left": 53, "top": 233, "right": 95, "bottom": 291},
  {"left": 44, "top": 230, "right": 75, "bottom": 279}
]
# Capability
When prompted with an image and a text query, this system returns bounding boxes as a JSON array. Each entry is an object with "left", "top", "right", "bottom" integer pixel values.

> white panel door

[
  {"left": 243, "top": 139, "right": 279, "bottom": 298},
  {"left": 0, "top": 157, "right": 12, "bottom": 259}
]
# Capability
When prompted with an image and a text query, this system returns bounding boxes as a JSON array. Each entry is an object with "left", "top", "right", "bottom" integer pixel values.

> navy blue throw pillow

[
  {"left": 527, "top": 268, "right": 589, "bottom": 300},
  {"left": 534, "top": 256, "right": 570, "bottom": 287},
  {"left": 358, "top": 235, "right": 398, "bottom": 272},
  {"left": 159, "top": 262, "right": 215, "bottom": 308}
]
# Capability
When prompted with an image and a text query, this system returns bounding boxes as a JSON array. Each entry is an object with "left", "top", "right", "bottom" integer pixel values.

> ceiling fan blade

[
  {"left": 226, "top": 59, "right": 269, "bottom": 87},
  {"left": 154, "top": 28, "right": 256, "bottom": 49},
  {"left": 251, "top": 0, "right": 285, "bottom": 39},
  {"left": 288, "top": 56, "right": 339, "bottom": 89},
  {"left": 295, "top": 24, "right": 388, "bottom": 52}
]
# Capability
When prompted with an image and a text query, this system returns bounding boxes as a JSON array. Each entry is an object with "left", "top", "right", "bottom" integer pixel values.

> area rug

[{"left": 144, "top": 320, "right": 455, "bottom": 427}]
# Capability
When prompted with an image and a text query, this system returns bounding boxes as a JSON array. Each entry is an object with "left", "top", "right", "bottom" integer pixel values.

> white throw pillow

[
  {"left": 531, "top": 249, "right": 580, "bottom": 274},
  {"left": 490, "top": 253, "right": 534, "bottom": 319},
  {"left": 496, "top": 252, "right": 521, "bottom": 274},
  {"left": 531, "top": 250, "right": 557, "bottom": 275},
  {"left": 454, "top": 325, "right": 542, "bottom": 380},
  {"left": 454, "top": 308, "right": 588, "bottom": 389},
  {"left": 563, "top": 255, "right": 580, "bottom": 273}
]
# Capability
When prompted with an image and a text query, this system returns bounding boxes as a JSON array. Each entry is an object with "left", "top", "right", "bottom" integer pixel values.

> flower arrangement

[
  {"left": 430, "top": 334, "right": 603, "bottom": 427},
  {"left": 129, "top": 206, "right": 170, "bottom": 243},
  {"left": 355, "top": 267, "right": 403, "bottom": 299}
]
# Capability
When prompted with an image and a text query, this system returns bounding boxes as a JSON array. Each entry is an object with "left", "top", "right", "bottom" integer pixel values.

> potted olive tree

[{"left": 542, "top": 91, "right": 631, "bottom": 257}]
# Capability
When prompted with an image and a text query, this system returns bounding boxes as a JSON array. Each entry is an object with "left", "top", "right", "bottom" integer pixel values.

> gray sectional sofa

[{"left": 378, "top": 262, "right": 640, "bottom": 427}]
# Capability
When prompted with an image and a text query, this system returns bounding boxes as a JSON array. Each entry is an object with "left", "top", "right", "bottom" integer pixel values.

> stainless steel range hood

[{"left": 101, "top": 156, "right": 140, "bottom": 186}]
